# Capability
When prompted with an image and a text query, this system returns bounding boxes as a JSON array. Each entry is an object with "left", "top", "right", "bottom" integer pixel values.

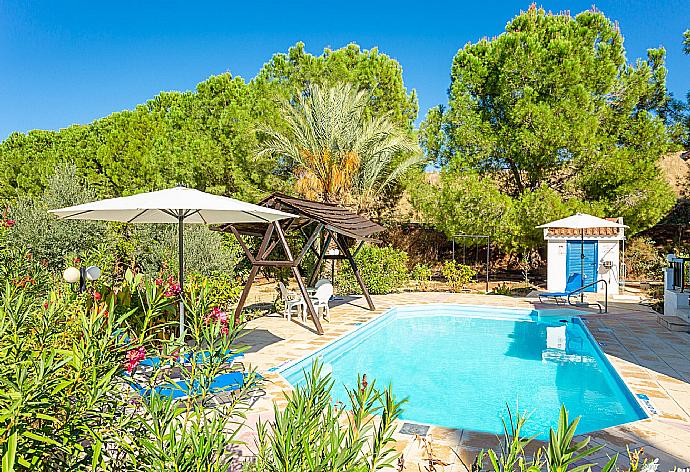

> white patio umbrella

[
  {"left": 49, "top": 186, "right": 295, "bottom": 335},
  {"left": 536, "top": 213, "right": 627, "bottom": 301}
]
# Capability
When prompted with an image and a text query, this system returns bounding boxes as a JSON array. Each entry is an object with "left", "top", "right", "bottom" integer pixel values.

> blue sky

[{"left": 1, "top": 1, "right": 688, "bottom": 140}]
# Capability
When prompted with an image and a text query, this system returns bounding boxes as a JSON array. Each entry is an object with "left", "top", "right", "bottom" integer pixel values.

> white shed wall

[
  {"left": 545, "top": 237, "right": 621, "bottom": 295},
  {"left": 546, "top": 241, "right": 567, "bottom": 292}
]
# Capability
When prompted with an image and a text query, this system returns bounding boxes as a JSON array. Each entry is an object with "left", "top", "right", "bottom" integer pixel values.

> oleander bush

[
  {"left": 336, "top": 244, "right": 409, "bottom": 295},
  {"left": 250, "top": 361, "right": 404, "bottom": 472},
  {"left": 0, "top": 275, "right": 256, "bottom": 471},
  {"left": 454, "top": 406, "right": 618, "bottom": 472}
]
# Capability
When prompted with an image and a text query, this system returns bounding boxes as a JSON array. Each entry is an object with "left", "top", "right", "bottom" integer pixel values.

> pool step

[{"left": 656, "top": 314, "right": 690, "bottom": 332}]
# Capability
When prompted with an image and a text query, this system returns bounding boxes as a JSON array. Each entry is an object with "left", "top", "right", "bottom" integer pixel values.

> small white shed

[{"left": 541, "top": 216, "right": 625, "bottom": 295}]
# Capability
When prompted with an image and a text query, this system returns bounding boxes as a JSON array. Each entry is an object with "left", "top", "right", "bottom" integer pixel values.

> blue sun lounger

[
  {"left": 134, "top": 371, "right": 249, "bottom": 399},
  {"left": 538, "top": 273, "right": 584, "bottom": 304},
  {"left": 136, "top": 350, "right": 244, "bottom": 375},
  {"left": 130, "top": 370, "right": 262, "bottom": 403}
]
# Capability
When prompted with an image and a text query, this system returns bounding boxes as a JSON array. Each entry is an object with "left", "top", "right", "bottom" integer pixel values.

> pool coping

[
  {"left": 274, "top": 303, "right": 650, "bottom": 435},
  {"left": 239, "top": 293, "right": 690, "bottom": 469}
]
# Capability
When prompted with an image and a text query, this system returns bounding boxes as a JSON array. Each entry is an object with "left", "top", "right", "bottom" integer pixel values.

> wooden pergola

[{"left": 214, "top": 193, "right": 384, "bottom": 335}]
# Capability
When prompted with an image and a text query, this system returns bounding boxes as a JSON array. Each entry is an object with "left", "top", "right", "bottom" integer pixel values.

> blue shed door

[{"left": 566, "top": 241, "right": 598, "bottom": 292}]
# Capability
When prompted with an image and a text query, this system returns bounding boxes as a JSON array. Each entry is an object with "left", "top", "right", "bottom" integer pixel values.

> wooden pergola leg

[
  {"left": 274, "top": 221, "right": 324, "bottom": 335},
  {"left": 335, "top": 235, "right": 375, "bottom": 311},
  {"left": 233, "top": 223, "right": 274, "bottom": 326},
  {"left": 233, "top": 265, "right": 259, "bottom": 325},
  {"left": 308, "top": 230, "right": 332, "bottom": 286}
]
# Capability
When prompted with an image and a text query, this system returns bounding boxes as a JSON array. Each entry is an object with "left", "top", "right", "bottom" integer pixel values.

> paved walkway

[{"left": 233, "top": 292, "right": 690, "bottom": 470}]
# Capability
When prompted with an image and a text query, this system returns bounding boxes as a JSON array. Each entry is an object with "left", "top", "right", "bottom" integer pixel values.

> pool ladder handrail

[{"left": 567, "top": 279, "right": 608, "bottom": 314}]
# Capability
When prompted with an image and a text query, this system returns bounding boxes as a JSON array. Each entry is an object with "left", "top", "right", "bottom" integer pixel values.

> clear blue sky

[{"left": 1, "top": 0, "right": 688, "bottom": 140}]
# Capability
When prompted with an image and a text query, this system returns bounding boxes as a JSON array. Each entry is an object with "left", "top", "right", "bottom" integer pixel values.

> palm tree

[{"left": 257, "top": 83, "right": 423, "bottom": 210}]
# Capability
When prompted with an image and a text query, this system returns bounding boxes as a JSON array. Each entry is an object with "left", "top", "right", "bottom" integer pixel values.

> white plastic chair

[
  {"left": 278, "top": 282, "right": 305, "bottom": 322},
  {"left": 307, "top": 278, "right": 331, "bottom": 296},
  {"left": 308, "top": 283, "right": 333, "bottom": 322},
  {"left": 315, "top": 278, "right": 331, "bottom": 288}
]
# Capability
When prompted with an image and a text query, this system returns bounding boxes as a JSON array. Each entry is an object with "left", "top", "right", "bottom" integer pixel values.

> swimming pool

[{"left": 280, "top": 304, "right": 646, "bottom": 438}]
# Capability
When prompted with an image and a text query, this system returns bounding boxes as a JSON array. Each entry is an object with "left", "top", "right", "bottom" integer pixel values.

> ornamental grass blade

[{"left": 2, "top": 432, "right": 17, "bottom": 472}]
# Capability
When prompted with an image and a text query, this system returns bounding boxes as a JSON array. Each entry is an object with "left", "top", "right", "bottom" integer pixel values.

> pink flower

[
  {"left": 4, "top": 219, "right": 15, "bottom": 228},
  {"left": 93, "top": 291, "right": 102, "bottom": 301},
  {"left": 125, "top": 346, "right": 146, "bottom": 373},
  {"left": 164, "top": 282, "right": 182, "bottom": 298},
  {"left": 205, "top": 307, "right": 230, "bottom": 335},
  {"left": 42, "top": 301, "right": 49, "bottom": 309}
]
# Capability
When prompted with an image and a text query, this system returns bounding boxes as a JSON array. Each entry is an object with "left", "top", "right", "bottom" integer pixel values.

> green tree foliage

[
  {"left": 254, "top": 42, "right": 418, "bottom": 129},
  {"left": 666, "top": 30, "right": 690, "bottom": 148},
  {"left": 415, "top": 6, "right": 676, "bottom": 252},
  {"left": 4, "top": 165, "right": 241, "bottom": 283},
  {"left": 0, "top": 43, "right": 418, "bottom": 208},
  {"left": 6, "top": 164, "right": 111, "bottom": 270},
  {"left": 257, "top": 83, "right": 422, "bottom": 211}
]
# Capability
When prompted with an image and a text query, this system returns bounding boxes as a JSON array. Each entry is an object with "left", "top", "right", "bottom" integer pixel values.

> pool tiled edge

[{"left": 238, "top": 293, "right": 690, "bottom": 470}]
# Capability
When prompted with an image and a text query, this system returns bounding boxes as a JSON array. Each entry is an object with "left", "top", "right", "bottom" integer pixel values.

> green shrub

[
  {"left": 253, "top": 360, "right": 404, "bottom": 472},
  {"left": 625, "top": 237, "right": 665, "bottom": 281},
  {"left": 411, "top": 263, "right": 433, "bottom": 291},
  {"left": 5, "top": 164, "right": 112, "bottom": 271},
  {"left": 492, "top": 282, "right": 513, "bottom": 296},
  {"left": 189, "top": 271, "right": 242, "bottom": 312},
  {"left": 131, "top": 223, "right": 242, "bottom": 278},
  {"left": 441, "top": 260, "right": 476, "bottom": 292},
  {"left": 455, "top": 405, "right": 617, "bottom": 472},
  {"left": 336, "top": 244, "right": 409, "bottom": 295},
  {"left": 0, "top": 277, "right": 257, "bottom": 471}
]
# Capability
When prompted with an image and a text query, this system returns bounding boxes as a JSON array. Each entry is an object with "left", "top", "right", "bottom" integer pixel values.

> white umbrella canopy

[
  {"left": 536, "top": 213, "right": 626, "bottom": 303},
  {"left": 50, "top": 186, "right": 296, "bottom": 335},
  {"left": 49, "top": 186, "right": 294, "bottom": 224}
]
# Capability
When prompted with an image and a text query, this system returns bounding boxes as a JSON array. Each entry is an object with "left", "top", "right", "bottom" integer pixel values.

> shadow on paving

[{"left": 236, "top": 329, "right": 285, "bottom": 353}]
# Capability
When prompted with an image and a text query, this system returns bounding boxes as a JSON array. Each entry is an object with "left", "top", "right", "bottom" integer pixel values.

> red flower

[
  {"left": 125, "top": 346, "right": 146, "bottom": 373},
  {"left": 4, "top": 219, "right": 15, "bottom": 228},
  {"left": 205, "top": 307, "right": 230, "bottom": 335},
  {"left": 93, "top": 291, "right": 102, "bottom": 301},
  {"left": 42, "top": 301, "right": 49, "bottom": 309},
  {"left": 155, "top": 278, "right": 163, "bottom": 286},
  {"left": 73, "top": 257, "right": 81, "bottom": 265},
  {"left": 164, "top": 283, "right": 182, "bottom": 297}
]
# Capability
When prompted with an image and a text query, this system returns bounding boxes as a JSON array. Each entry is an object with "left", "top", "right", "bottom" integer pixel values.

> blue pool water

[{"left": 280, "top": 304, "right": 646, "bottom": 438}]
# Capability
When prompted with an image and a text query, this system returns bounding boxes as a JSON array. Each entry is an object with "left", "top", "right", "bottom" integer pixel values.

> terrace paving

[{"left": 231, "top": 292, "right": 690, "bottom": 470}]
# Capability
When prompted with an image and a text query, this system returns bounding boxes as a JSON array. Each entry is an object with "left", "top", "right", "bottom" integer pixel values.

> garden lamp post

[{"left": 63, "top": 264, "right": 101, "bottom": 293}]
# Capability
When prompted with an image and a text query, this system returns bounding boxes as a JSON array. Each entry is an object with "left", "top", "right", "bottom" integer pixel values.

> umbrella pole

[
  {"left": 178, "top": 214, "right": 185, "bottom": 337},
  {"left": 581, "top": 229, "right": 584, "bottom": 303}
]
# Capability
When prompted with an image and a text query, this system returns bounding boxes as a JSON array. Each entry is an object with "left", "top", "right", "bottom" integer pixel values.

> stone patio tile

[
  {"left": 234, "top": 292, "right": 690, "bottom": 469},
  {"left": 458, "top": 430, "right": 499, "bottom": 449},
  {"left": 427, "top": 425, "right": 464, "bottom": 444}
]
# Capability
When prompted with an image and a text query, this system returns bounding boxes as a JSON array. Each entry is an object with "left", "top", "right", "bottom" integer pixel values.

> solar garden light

[{"left": 63, "top": 264, "right": 101, "bottom": 293}]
